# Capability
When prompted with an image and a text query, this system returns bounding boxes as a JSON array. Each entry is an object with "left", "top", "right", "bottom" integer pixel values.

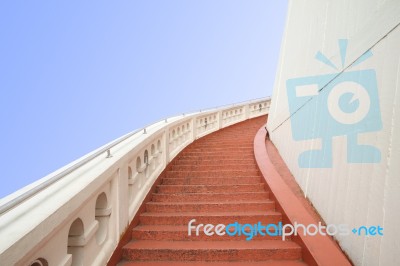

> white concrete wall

[
  {"left": 267, "top": 0, "right": 400, "bottom": 265},
  {"left": 0, "top": 98, "right": 269, "bottom": 266}
]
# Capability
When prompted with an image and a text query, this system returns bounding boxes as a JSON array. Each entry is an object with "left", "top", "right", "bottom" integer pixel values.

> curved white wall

[
  {"left": 0, "top": 98, "right": 269, "bottom": 266},
  {"left": 267, "top": 0, "right": 400, "bottom": 265}
]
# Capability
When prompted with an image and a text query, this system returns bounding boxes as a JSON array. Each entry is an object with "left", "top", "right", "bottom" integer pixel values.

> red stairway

[{"left": 118, "top": 116, "right": 307, "bottom": 265}]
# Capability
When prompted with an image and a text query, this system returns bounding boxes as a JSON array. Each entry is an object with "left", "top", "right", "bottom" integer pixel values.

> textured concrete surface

[{"left": 119, "top": 116, "right": 305, "bottom": 265}]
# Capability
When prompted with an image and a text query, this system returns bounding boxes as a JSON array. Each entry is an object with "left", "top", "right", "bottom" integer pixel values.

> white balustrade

[
  {"left": 168, "top": 119, "right": 192, "bottom": 160},
  {"left": 195, "top": 113, "right": 218, "bottom": 139},
  {"left": 221, "top": 106, "right": 245, "bottom": 127},
  {"left": 249, "top": 100, "right": 270, "bottom": 118},
  {"left": 0, "top": 97, "right": 270, "bottom": 266}
]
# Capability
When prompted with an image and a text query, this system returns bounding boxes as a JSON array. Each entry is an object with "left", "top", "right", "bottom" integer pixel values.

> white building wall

[{"left": 267, "top": 0, "right": 400, "bottom": 265}]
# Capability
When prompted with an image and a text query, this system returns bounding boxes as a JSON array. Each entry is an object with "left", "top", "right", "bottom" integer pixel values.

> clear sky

[{"left": 0, "top": 1, "right": 288, "bottom": 198}]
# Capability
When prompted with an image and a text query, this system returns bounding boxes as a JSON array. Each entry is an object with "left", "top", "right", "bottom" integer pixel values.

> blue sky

[{"left": 0, "top": 1, "right": 288, "bottom": 198}]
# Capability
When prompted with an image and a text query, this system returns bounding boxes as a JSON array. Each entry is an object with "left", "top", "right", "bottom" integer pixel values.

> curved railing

[{"left": 0, "top": 97, "right": 270, "bottom": 266}]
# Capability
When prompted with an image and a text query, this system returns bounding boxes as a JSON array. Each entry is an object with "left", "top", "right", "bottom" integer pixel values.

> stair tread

[
  {"left": 141, "top": 211, "right": 280, "bottom": 216},
  {"left": 153, "top": 192, "right": 269, "bottom": 195},
  {"left": 123, "top": 240, "right": 300, "bottom": 250},
  {"left": 119, "top": 261, "right": 307, "bottom": 266},
  {"left": 158, "top": 184, "right": 264, "bottom": 187},
  {"left": 147, "top": 200, "right": 273, "bottom": 205},
  {"left": 151, "top": 192, "right": 270, "bottom": 202},
  {"left": 134, "top": 225, "right": 193, "bottom": 231},
  {"left": 162, "top": 177, "right": 261, "bottom": 185},
  {"left": 163, "top": 176, "right": 262, "bottom": 179},
  {"left": 167, "top": 170, "right": 257, "bottom": 172},
  {"left": 133, "top": 224, "right": 279, "bottom": 232}
]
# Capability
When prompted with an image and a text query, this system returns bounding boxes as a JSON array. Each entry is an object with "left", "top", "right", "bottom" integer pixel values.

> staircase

[{"left": 119, "top": 116, "right": 306, "bottom": 265}]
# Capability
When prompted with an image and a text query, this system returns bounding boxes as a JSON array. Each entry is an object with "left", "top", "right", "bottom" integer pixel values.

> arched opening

[
  {"left": 150, "top": 144, "right": 156, "bottom": 170},
  {"left": 128, "top": 166, "right": 134, "bottom": 201},
  {"left": 30, "top": 258, "right": 48, "bottom": 266},
  {"left": 157, "top": 140, "right": 161, "bottom": 152},
  {"left": 68, "top": 218, "right": 84, "bottom": 266},
  {"left": 183, "top": 125, "right": 187, "bottom": 140},
  {"left": 136, "top": 156, "right": 142, "bottom": 188},
  {"left": 136, "top": 156, "right": 141, "bottom": 172},
  {"left": 128, "top": 166, "right": 132, "bottom": 179},
  {"left": 144, "top": 150, "right": 149, "bottom": 165},
  {"left": 95, "top": 192, "right": 110, "bottom": 245},
  {"left": 157, "top": 140, "right": 162, "bottom": 164},
  {"left": 144, "top": 150, "right": 149, "bottom": 177}
]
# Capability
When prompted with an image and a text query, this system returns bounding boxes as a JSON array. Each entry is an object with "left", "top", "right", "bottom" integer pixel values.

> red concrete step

[
  {"left": 200, "top": 137, "right": 256, "bottom": 140},
  {"left": 192, "top": 137, "right": 251, "bottom": 140},
  {"left": 131, "top": 225, "right": 285, "bottom": 241},
  {"left": 170, "top": 164, "right": 259, "bottom": 171},
  {"left": 187, "top": 147, "right": 253, "bottom": 151},
  {"left": 201, "top": 132, "right": 255, "bottom": 135},
  {"left": 162, "top": 176, "right": 261, "bottom": 185},
  {"left": 145, "top": 201, "right": 275, "bottom": 213},
  {"left": 151, "top": 191, "right": 270, "bottom": 202},
  {"left": 119, "top": 261, "right": 307, "bottom": 266},
  {"left": 165, "top": 170, "right": 260, "bottom": 178},
  {"left": 181, "top": 151, "right": 254, "bottom": 156},
  {"left": 177, "top": 155, "right": 255, "bottom": 160},
  {"left": 139, "top": 211, "right": 282, "bottom": 225},
  {"left": 189, "top": 145, "right": 253, "bottom": 149},
  {"left": 203, "top": 131, "right": 258, "bottom": 135},
  {"left": 188, "top": 143, "right": 253, "bottom": 147},
  {"left": 122, "top": 240, "right": 301, "bottom": 261},
  {"left": 156, "top": 184, "right": 265, "bottom": 193},
  {"left": 190, "top": 144, "right": 253, "bottom": 148},
  {"left": 185, "top": 148, "right": 253, "bottom": 153},
  {"left": 174, "top": 159, "right": 256, "bottom": 165}
]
